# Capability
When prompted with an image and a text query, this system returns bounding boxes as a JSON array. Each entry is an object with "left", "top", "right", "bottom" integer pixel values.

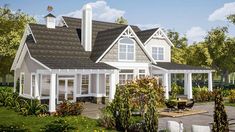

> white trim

[
  {"left": 19, "top": 72, "right": 25, "bottom": 95},
  {"left": 80, "top": 74, "right": 90, "bottom": 95},
  {"left": 118, "top": 38, "right": 136, "bottom": 61},
  {"left": 96, "top": 74, "right": 100, "bottom": 96},
  {"left": 96, "top": 26, "right": 155, "bottom": 63},
  {"left": 144, "top": 28, "right": 174, "bottom": 47},
  {"left": 60, "top": 17, "right": 69, "bottom": 27},
  {"left": 30, "top": 73, "right": 36, "bottom": 97},
  {"left": 138, "top": 68, "right": 146, "bottom": 79}
]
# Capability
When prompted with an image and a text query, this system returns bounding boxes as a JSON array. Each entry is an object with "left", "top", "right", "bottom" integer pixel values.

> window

[
  {"left": 20, "top": 73, "right": 25, "bottom": 95},
  {"left": 119, "top": 69, "right": 134, "bottom": 85},
  {"left": 118, "top": 38, "right": 135, "bottom": 61},
  {"left": 81, "top": 75, "right": 89, "bottom": 94},
  {"left": 138, "top": 69, "right": 146, "bottom": 79},
  {"left": 105, "top": 75, "right": 110, "bottom": 96},
  {"left": 41, "top": 75, "right": 50, "bottom": 97},
  {"left": 31, "top": 74, "right": 36, "bottom": 97},
  {"left": 152, "top": 47, "right": 164, "bottom": 60}
]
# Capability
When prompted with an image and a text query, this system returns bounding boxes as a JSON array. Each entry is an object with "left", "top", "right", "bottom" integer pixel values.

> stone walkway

[{"left": 82, "top": 102, "right": 235, "bottom": 131}]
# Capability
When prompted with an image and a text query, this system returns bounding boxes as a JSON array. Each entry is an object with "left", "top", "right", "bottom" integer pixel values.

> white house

[{"left": 11, "top": 5, "right": 213, "bottom": 112}]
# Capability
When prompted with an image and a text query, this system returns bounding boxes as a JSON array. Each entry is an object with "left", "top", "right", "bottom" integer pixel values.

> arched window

[{"left": 118, "top": 38, "right": 135, "bottom": 61}]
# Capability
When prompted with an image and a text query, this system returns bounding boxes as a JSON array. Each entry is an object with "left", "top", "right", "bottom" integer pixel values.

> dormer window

[
  {"left": 118, "top": 38, "right": 135, "bottom": 61},
  {"left": 152, "top": 47, "right": 164, "bottom": 60}
]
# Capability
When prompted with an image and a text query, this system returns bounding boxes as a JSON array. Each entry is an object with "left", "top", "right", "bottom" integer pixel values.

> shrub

[
  {"left": 41, "top": 119, "right": 75, "bottom": 132},
  {"left": 20, "top": 99, "right": 48, "bottom": 116},
  {"left": 193, "top": 86, "right": 215, "bottom": 102},
  {"left": 105, "top": 77, "right": 162, "bottom": 131},
  {"left": 0, "top": 124, "right": 30, "bottom": 132},
  {"left": 212, "top": 90, "right": 229, "bottom": 132},
  {"left": 98, "top": 106, "right": 115, "bottom": 129},
  {"left": 228, "top": 90, "right": 235, "bottom": 103},
  {"left": 170, "top": 83, "right": 184, "bottom": 99},
  {"left": 57, "top": 100, "right": 84, "bottom": 116}
]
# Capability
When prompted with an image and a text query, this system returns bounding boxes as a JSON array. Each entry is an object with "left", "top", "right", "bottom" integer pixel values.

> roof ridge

[{"left": 137, "top": 27, "right": 159, "bottom": 33}]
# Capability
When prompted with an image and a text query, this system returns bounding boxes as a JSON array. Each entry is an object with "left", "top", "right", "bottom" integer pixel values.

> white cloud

[
  {"left": 186, "top": 26, "right": 206, "bottom": 44},
  {"left": 59, "top": 1, "right": 125, "bottom": 22},
  {"left": 135, "top": 24, "right": 161, "bottom": 30},
  {"left": 208, "top": 2, "right": 235, "bottom": 21}
]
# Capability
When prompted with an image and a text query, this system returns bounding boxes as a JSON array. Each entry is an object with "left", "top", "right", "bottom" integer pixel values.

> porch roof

[{"left": 152, "top": 62, "right": 211, "bottom": 71}]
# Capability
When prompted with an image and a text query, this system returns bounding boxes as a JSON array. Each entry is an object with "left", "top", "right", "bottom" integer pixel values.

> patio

[{"left": 82, "top": 102, "right": 235, "bottom": 131}]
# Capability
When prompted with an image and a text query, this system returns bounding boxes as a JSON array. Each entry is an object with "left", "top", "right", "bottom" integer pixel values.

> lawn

[
  {"left": 224, "top": 102, "right": 235, "bottom": 107},
  {"left": 0, "top": 106, "right": 115, "bottom": 131}
]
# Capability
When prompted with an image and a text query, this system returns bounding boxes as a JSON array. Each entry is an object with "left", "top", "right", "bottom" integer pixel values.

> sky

[{"left": 1, "top": 0, "right": 235, "bottom": 44}]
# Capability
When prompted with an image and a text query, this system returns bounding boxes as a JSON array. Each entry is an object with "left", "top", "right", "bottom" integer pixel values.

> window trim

[
  {"left": 118, "top": 38, "right": 136, "bottom": 61},
  {"left": 31, "top": 73, "right": 36, "bottom": 97},
  {"left": 80, "top": 74, "right": 90, "bottom": 95},
  {"left": 40, "top": 74, "right": 51, "bottom": 99},
  {"left": 151, "top": 46, "right": 164, "bottom": 61},
  {"left": 119, "top": 69, "right": 134, "bottom": 85},
  {"left": 105, "top": 74, "right": 110, "bottom": 97},
  {"left": 20, "top": 72, "right": 25, "bottom": 95}
]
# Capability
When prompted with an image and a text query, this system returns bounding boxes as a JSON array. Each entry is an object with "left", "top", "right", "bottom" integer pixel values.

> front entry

[{"left": 57, "top": 78, "right": 75, "bottom": 103}]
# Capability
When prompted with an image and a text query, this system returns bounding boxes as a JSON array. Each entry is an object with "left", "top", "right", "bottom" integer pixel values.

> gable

[{"left": 100, "top": 37, "right": 151, "bottom": 63}]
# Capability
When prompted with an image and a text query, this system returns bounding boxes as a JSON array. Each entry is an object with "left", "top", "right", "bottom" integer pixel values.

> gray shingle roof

[
  {"left": 27, "top": 23, "right": 116, "bottom": 69},
  {"left": 136, "top": 28, "right": 159, "bottom": 43},
  {"left": 153, "top": 62, "right": 211, "bottom": 70}
]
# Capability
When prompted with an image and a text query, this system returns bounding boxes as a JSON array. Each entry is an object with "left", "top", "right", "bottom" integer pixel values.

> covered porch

[
  {"left": 152, "top": 62, "right": 214, "bottom": 99},
  {"left": 34, "top": 69, "right": 118, "bottom": 113}
]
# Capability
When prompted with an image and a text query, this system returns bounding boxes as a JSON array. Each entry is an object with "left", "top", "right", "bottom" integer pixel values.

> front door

[{"left": 58, "top": 79, "right": 74, "bottom": 103}]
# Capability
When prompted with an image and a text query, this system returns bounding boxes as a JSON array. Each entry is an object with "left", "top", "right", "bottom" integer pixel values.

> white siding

[{"left": 145, "top": 38, "right": 171, "bottom": 62}]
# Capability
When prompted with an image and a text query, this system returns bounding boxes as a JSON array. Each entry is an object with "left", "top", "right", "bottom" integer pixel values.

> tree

[
  {"left": 115, "top": 16, "right": 128, "bottom": 25},
  {"left": 0, "top": 5, "right": 35, "bottom": 84},
  {"left": 167, "top": 30, "right": 188, "bottom": 64},
  {"left": 205, "top": 27, "right": 235, "bottom": 83},
  {"left": 212, "top": 90, "right": 229, "bottom": 132},
  {"left": 227, "top": 14, "right": 235, "bottom": 24}
]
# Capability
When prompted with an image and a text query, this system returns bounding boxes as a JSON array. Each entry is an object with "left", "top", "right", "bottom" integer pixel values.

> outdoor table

[{"left": 171, "top": 99, "right": 188, "bottom": 110}]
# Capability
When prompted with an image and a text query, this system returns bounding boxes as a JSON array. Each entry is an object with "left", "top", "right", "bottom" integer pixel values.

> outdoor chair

[
  {"left": 165, "top": 101, "right": 176, "bottom": 112},
  {"left": 177, "top": 102, "right": 186, "bottom": 111},
  {"left": 185, "top": 99, "right": 194, "bottom": 110},
  {"left": 166, "top": 121, "right": 184, "bottom": 132},
  {"left": 191, "top": 125, "right": 210, "bottom": 132}
]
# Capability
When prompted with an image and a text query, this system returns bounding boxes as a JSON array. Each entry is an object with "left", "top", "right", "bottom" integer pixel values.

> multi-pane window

[
  {"left": 152, "top": 47, "right": 164, "bottom": 60},
  {"left": 119, "top": 38, "right": 135, "bottom": 61},
  {"left": 41, "top": 75, "right": 50, "bottom": 97},
  {"left": 119, "top": 69, "right": 134, "bottom": 85},
  {"left": 138, "top": 69, "right": 146, "bottom": 79},
  {"left": 105, "top": 75, "right": 110, "bottom": 96},
  {"left": 20, "top": 73, "right": 25, "bottom": 95},
  {"left": 82, "top": 75, "right": 89, "bottom": 94},
  {"left": 31, "top": 74, "right": 36, "bottom": 97}
]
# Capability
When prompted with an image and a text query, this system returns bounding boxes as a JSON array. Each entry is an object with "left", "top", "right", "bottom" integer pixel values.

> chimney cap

[
  {"left": 44, "top": 13, "right": 56, "bottom": 18},
  {"left": 83, "top": 4, "right": 92, "bottom": 10}
]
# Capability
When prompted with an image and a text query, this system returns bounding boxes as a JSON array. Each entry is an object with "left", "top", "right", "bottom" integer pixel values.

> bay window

[
  {"left": 31, "top": 73, "right": 36, "bottom": 97},
  {"left": 138, "top": 69, "right": 146, "bottom": 79},
  {"left": 20, "top": 73, "right": 25, "bottom": 95},
  {"left": 118, "top": 38, "right": 135, "bottom": 61},
  {"left": 81, "top": 75, "right": 89, "bottom": 94}
]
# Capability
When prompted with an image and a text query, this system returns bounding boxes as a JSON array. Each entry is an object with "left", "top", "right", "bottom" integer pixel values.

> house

[{"left": 11, "top": 4, "right": 213, "bottom": 112}]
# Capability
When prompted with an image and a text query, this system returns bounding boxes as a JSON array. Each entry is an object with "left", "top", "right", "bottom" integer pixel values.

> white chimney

[
  {"left": 45, "top": 13, "right": 56, "bottom": 28},
  {"left": 82, "top": 4, "right": 92, "bottom": 51}
]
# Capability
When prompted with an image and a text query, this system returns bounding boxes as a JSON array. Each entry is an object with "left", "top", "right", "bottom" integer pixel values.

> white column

[
  {"left": 35, "top": 73, "right": 40, "bottom": 99},
  {"left": 184, "top": 73, "right": 188, "bottom": 95},
  {"left": 109, "top": 72, "right": 116, "bottom": 101},
  {"left": 208, "top": 72, "right": 213, "bottom": 92},
  {"left": 168, "top": 73, "right": 171, "bottom": 92},
  {"left": 187, "top": 73, "right": 193, "bottom": 99},
  {"left": 13, "top": 70, "right": 16, "bottom": 93},
  {"left": 49, "top": 74, "right": 56, "bottom": 113},
  {"left": 163, "top": 73, "right": 169, "bottom": 99},
  {"left": 229, "top": 74, "right": 231, "bottom": 84},
  {"left": 96, "top": 74, "right": 100, "bottom": 96},
  {"left": 233, "top": 73, "right": 235, "bottom": 84}
]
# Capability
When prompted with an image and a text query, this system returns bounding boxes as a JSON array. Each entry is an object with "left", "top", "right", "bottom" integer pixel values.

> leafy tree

[
  {"left": 227, "top": 14, "right": 235, "bottom": 24},
  {"left": 167, "top": 30, "right": 188, "bottom": 64},
  {"left": 205, "top": 27, "right": 235, "bottom": 83},
  {"left": 212, "top": 90, "right": 229, "bottom": 132},
  {"left": 115, "top": 16, "right": 128, "bottom": 25},
  {"left": 0, "top": 5, "right": 35, "bottom": 84}
]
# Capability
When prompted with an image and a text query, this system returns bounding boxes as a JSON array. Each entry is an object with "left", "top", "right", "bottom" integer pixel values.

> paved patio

[{"left": 82, "top": 102, "right": 235, "bottom": 131}]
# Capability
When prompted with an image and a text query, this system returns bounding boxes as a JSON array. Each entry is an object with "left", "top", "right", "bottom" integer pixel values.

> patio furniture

[
  {"left": 167, "top": 121, "right": 184, "bottom": 132},
  {"left": 191, "top": 125, "right": 210, "bottom": 132},
  {"left": 185, "top": 99, "right": 194, "bottom": 110},
  {"left": 165, "top": 101, "right": 176, "bottom": 112},
  {"left": 177, "top": 101, "right": 186, "bottom": 111}
]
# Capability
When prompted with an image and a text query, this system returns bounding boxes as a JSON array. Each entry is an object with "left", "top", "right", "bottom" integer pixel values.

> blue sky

[{"left": 1, "top": 0, "right": 235, "bottom": 44}]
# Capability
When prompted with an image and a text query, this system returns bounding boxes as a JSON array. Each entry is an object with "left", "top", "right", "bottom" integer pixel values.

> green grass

[
  {"left": 224, "top": 102, "right": 235, "bottom": 107},
  {"left": 0, "top": 107, "right": 116, "bottom": 131}
]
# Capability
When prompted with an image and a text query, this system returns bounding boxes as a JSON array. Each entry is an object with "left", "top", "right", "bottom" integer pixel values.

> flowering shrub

[
  {"left": 56, "top": 100, "right": 84, "bottom": 116},
  {"left": 193, "top": 86, "right": 215, "bottom": 102}
]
